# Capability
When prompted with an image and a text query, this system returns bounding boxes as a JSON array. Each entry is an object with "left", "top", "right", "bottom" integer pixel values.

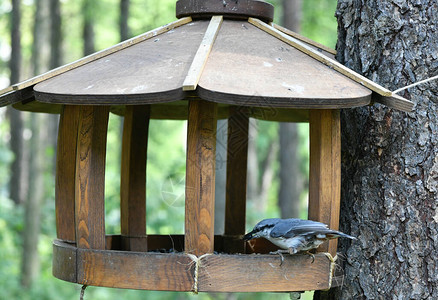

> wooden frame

[
  {"left": 185, "top": 99, "right": 218, "bottom": 256},
  {"left": 120, "top": 105, "right": 150, "bottom": 251},
  {"left": 53, "top": 239, "right": 343, "bottom": 292},
  {"left": 55, "top": 105, "right": 80, "bottom": 242},
  {"left": 309, "top": 110, "right": 341, "bottom": 256}
]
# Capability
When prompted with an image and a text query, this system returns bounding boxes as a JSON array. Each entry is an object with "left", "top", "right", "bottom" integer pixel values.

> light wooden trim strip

[
  {"left": 4, "top": 17, "right": 192, "bottom": 94},
  {"left": 182, "top": 16, "right": 223, "bottom": 91},
  {"left": 272, "top": 23, "right": 337, "bottom": 55},
  {"left": 249, "top": 18, "right": 392, "bottom": 97},
  {"left": 0, "top": 86, "right": 13, "bottom": 97}
]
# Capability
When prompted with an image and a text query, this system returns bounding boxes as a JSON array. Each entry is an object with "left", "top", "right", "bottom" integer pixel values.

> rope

[
  {"left": 187, "top": 253, "right": 212, "bottom": 294},
  {"left": 323, "top": 253, "right": 338, "bottom": 291},
  {"left": 79, "top": 285, "right": 87, "bottom": 300},
  {"left": 393, "top": 75, "right": 438, "bottom": 94}
]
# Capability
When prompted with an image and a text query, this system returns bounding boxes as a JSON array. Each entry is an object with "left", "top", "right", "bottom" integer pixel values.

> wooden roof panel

[
  {"left": 197, "top": 20, "right": 372, "bottom": 108},
  {"left": 34, "top": 20, "right": 209, "bottom": 104}
]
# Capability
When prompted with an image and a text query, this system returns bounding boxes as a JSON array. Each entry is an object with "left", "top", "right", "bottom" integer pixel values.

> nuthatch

[{"left": 244, "top": 218, "right": 356, "bottom": 258}]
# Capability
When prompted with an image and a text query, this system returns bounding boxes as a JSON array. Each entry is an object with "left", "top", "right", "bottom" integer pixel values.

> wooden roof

[{"left": 0, "top": 16, "right": 414, "bottom": 113}]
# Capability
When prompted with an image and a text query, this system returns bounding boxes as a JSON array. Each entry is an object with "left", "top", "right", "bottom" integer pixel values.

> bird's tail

[{"left": 327, "top": 230, "right": 357, "bottom": 240}]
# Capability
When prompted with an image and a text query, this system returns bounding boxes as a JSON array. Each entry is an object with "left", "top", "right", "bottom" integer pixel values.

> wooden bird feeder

[{"left": 0, "top": 0, "right": 413, "bottom": 293}]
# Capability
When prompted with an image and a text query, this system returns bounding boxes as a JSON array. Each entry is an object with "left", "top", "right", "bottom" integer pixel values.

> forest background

[{"left": 0, "top": 0, "right": 338, "bottom": 299}]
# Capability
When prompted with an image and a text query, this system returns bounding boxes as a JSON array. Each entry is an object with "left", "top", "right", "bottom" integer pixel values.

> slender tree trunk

[
  {"left": 20, "top": 0, "right": 51, "bottom": 288},
  {"left": 21, "top": 114, "right": 45, "bottom": 288},
  {"left": 8, "top": 0, "right": 25, "bottom": 205},
  {"left": 120, "top": 0, "right": 130, "bottom": 41},
  {"left": 50, "top": 0, "right": 62, "bottom": 68},
  {"left": 49, "top": 0, "right": 61, "bottom": 172},
  {"left": 82, "top": 0, "right": 95, "bottom": 55},
  {"left": 278, "top": 0, "right": 302, "bottom": 218},
  {"left": 331, "top": 1, "right": 438, "bottom": 299}
]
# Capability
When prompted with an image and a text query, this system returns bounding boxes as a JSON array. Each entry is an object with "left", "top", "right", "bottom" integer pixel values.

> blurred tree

[
  {"left": 278, "top": 0, "right": 303, "bottom": 219},
  {"left": 8, "top": 0, "right": 25, "bottom": 206},
  {"left": 82, "top": 0, "right": 95, "bottom": 55},
  {"left": 119, "top": 0, "right": 130, "bottom": 41},
  {"left": 21, "top": 0, "right": 51, "bottom": 288},
  {"left": 48, "top": 0, "right": 61, "bottom": 172},
  {"left": 49, "top": 0, "right": 62, "bottom": 69}
]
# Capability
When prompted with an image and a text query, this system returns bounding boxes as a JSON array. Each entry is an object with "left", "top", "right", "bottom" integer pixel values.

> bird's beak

[{"left": 243, "top": 231, "right": 255, "bottom": 241}]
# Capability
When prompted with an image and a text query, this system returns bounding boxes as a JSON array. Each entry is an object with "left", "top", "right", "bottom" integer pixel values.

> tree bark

[
  {"left": 333, "top": 1, "right": 438, "bottom": 299},
  {"left": 278, "top": 0, "right": 303, "bottom": 218}
]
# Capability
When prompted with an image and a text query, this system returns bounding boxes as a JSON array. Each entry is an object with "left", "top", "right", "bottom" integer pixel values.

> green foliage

[{"left": 301, "top": 0, "right": 338, "bottom": 48}]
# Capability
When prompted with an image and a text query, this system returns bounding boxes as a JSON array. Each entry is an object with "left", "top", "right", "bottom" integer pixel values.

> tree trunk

[
  {"left": 8, "top": 0, "right": 25, "bottom": 205},
  {"left": 21, "top": 114, "right": 45, "bottom": 288},
  {"left": 82, "top": 0, "right": 95, "bottom": 55},
  {"left": 278, "top": 0, "right": 302, "bottom": 218},
  {"left": 332, "top": 1, "right": 438, "bottom": 299},
  {"left": 120, "top": 0, "right": 130, "bottom": 41},
  {"left": 49, "top": 0, "right": 61, "bottom": 172},
  {"left": 50, "top": 0, "right": 62, "bottom": 68}
]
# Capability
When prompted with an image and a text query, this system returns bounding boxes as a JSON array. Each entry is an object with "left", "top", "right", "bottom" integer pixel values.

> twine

[
  {"left": 79, "top": 285, "right": 87, "bottom": 300},
  {"left": 187, "top": 253, "right": 212, "bottom": 294},
  {"left": 393, "top": 75, "right": 438, "bottom": 94},
  {"left": 323, "top": 253, "right": 338, "bottom": 291}
]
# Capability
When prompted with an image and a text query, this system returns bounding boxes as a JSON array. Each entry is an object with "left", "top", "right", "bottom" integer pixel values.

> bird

[{"left": 243, "top": 218, "right": 356, "bottom": 261}]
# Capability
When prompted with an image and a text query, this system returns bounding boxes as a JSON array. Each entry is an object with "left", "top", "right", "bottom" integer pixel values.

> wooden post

[
  {"left": 224, "top": 106, "right": 249, "bottom": 253},
  {"left": 120, "top": 105, "right": 150, "bottom": 251},
  {"left": 309, "top": 109, "right": 341, "bottom": 256},
  {"left": 185, "top": 99, "right": 217, "bottom": 256},
  {"left": 55, "top": 105, "right": 80, "bottom": 242},
  {"left": 75, "top": 106, "right": 109, "bottom": 250}
]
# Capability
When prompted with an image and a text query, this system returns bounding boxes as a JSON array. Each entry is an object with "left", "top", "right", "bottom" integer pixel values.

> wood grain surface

[
  {"left": 33, "top": 21, "right": 209, "bottom": 104},
  {"left": 75, "top": 106, "right": 109, "bottom": 250},
  {"left": 309, "top": 110, "right": 341, "bottom": 256},
  {"left": 52, "top": 239, "right": 341, "bottom": 292},
  {"left": 120, "top": 106, "right": 150, "bottom": 251},
  {"left": 197, "top": 253, "right": 334, "bottom": 292},
  {"left": 185, "top": 99, "right": 218, "bottom": 256},
  {"left": 183, "top": 16, "right": 223, "bottom": 91},
  {"left": 224, "top": 106, "right": 249, "bottom": 253},
  {"left": 77, "top": 249, "right": 195, "bottom": 291},
  {"left": 55, "top": 105, "right": 80, "bottom": 242},
  {"left": 198, "top": 20, "right": 372, "bottom": 108}
]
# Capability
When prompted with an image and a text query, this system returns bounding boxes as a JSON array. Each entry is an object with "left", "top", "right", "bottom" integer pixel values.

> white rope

[
  {"left": 187, "top": 253, "right": 212, "bottom": 294},
  {"left": 323, "top": 253, "right": 338, "bottom": 291},
  {"left": 393, "top": 75, "right": 438, "bottom": 94}
]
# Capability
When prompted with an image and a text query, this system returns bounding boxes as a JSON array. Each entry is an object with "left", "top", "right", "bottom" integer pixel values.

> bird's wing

[{"left": 270, "top": 219, "right": 329, "bottom": 238}]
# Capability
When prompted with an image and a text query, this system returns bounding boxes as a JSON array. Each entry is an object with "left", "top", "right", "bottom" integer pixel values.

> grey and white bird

[{"left": 243, "top": 218, "right": 356, "bottom": 256}]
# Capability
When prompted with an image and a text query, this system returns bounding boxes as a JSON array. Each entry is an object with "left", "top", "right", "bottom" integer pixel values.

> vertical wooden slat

[
  {"left": 120, "top": 105, "right": 149, "bottom": 251},
  {"left": 75, "top": 106, "right": 110, "bottom": 250},
  {"left": 224, "top": 106, "right": 249, "bottom": 253},
  {"left": 185, "top": 99, "right": 218, "bottom": 256},
  {"left": 309, "top": 109, "right": 341, "bottom": 256},
  {"left": 55, "top": 105, "right": 80, "bottom": 242}
]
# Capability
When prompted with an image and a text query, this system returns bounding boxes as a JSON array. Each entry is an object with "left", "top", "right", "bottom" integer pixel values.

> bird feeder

[{"left": 0, "top": 0, "right": 413, "bottom": 293}]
